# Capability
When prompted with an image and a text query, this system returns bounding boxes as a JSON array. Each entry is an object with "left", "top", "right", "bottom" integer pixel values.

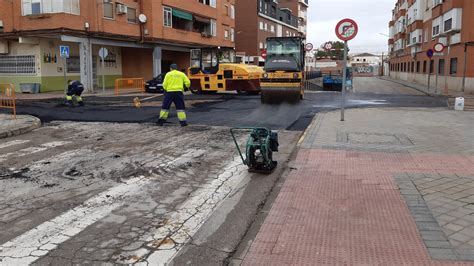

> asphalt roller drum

[{"left": 260, "top": 87, "right": 301, "bottom": 104}]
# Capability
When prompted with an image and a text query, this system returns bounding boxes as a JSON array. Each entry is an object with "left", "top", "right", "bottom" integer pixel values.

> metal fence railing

[
  {"left": 0, "top": 83, "right": 16, "bottom": 119},
  {"left": 114, "top": 78, "right": 145, "bottom": 96}
]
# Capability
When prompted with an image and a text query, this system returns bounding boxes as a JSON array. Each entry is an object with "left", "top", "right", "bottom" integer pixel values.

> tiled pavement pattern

[
  {"left": 0, "top": 114, "right": 41, "bottom": 139},
  {"left": 244, "top": 108, "right": 474, "bottom": 264},
  {"left": 396, "top": 173, "right": 474, "bottom": 261}
]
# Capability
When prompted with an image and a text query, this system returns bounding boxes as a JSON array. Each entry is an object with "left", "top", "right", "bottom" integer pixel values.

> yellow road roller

[
  {"left": 187, "top": 47, "right": 263, "bottom": 94},
  {"left": 260, "top": 37, "right": 306, "bottom": 104}
]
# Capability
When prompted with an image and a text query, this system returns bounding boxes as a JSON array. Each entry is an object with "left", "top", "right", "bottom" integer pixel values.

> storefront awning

[
  {"left": 172, "top": 9, "right": 193, "bottom": 21},
  {"left": 194, "top": 15, "right": 210, "bottom": 24}
]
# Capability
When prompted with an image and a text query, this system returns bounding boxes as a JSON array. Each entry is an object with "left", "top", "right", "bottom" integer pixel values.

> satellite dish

[{"left": 138, "top": 14, "right": 147, "bottom": 24}]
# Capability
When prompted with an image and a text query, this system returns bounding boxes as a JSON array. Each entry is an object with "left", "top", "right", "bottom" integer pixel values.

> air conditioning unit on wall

[{"left": 116, "top": 4, "right": 127, "bottom": 14}]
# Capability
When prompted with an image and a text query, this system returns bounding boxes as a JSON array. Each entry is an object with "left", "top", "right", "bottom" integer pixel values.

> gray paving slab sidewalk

[
  {"left": 301, "top": 107, "right": 474, "bottom": 154},
  {"left": 0, "top": 114, "right": 41, "bottom": 139}
]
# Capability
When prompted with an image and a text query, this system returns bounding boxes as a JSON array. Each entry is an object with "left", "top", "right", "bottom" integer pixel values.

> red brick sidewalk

[{"left": 243, "top": 149, "right": 474, "bottom": 265}]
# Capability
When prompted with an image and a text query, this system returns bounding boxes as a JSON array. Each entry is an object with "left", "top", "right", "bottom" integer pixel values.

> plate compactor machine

[
  {"left": 260, "top": 37, "right": 306, "bottom": 104},
  {"left": 187, "top": 47, "right": 263, "bottom": 94},
  {"left": 231, "top": 127, "right": 279, "bottom": 174}
]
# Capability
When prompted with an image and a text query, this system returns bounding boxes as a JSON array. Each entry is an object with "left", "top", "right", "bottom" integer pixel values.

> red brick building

[
  {"left": 388, "top": 0, "right": 474, "bottom": 94},
  {"left": 0, "top": 0, "right": 235, "bottom": 92}
]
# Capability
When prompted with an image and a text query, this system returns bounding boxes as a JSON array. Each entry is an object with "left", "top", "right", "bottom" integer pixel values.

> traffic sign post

[
  {"left": 335, "top": 19, "right": 358, "bottom": 122},
  {"left": 261, "top": 49, "right": 267, "bottom": 59},
  {"left": 99, "top": 47, "right": 108, "bottom": 93},
  {"left": 427, "top": 49, "right": 434, "bottom": 92},
  {"left": 305, "top": 43, "right": 314, "bottom": 52},
  {"left": 324, "top": 42, "right": 333, "bottom": 51},
  {"left": 59, "top": 45, "right": 70, "bottom": 93}
]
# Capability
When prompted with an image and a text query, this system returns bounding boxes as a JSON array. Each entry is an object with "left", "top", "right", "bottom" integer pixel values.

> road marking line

[
  {"left": 0, "top": 149, "right": 205, "bottom": 264},
  {"left": 0, "top": 141, "right": 70, "bottom": 163},
  {"left": 116, "top": 157, "right": 248, "bottom": 265},
  {"left": 0, "top": 140, "right": 30, "bottom": 150},
  {"left": 0, "top": 177, "right": 150, "bottom": 265}
]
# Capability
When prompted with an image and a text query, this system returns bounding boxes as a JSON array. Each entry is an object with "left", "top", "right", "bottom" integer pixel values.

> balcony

[
  {"left": 408, "top": 20, "right": 423, "bottom": 32},
  {"left": 299, "top": 0, "right": 309, "bottom": 7},
  {"left": 395, "top": 9, "right": 406, "bottom": 19},
  {"left": 389, "top": 20, "right": 395, "bottom": 27},
  {"left": 388, "top": 39, "right": 394, "bottom": 45}
]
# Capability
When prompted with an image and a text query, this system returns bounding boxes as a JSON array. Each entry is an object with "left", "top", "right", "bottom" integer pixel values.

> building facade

[
  {"left": 235, "top": 0, "right": 308, "bottom": 66},
  {"left": 388, "top": 0, "right": 474, "bottom": 94},
  {"left": 0, "top": 0, "right": 235, "bottom": 92}
]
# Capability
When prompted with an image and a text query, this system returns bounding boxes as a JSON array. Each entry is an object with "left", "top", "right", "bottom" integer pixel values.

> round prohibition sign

[
  {"left": 433, "top": 43, "right": 445, "bottom": 53},
  {"left": 335, "top": 18, "right": 358, "bottom": 42}
]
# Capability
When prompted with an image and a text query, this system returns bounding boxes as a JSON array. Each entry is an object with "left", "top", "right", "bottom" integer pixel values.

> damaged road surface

[{"left": 0, "top": 122, "right": 300, "bottom": 265}]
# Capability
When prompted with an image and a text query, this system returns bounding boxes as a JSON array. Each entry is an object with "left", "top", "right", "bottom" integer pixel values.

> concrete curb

[{"left": 0, "top": 115, "right": 42, "bottom": 139}]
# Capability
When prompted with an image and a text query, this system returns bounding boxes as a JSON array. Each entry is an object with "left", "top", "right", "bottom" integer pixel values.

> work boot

[
  {"left": 64, "top": 100, "right": 73, "bottom": 107},
  {"left": 180, "top": 121, "right": 188, "bottom": 127},
  {"left": 157, "top": 119, "right": 165, "bottom": 126},
  {"left": 77, "top": 101, "right": 85, "bottom": 107}
]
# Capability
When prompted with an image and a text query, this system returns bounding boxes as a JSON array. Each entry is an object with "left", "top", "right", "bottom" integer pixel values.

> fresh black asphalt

[{"left": 9, "top": 92, "right": 447, "bottom": 131}]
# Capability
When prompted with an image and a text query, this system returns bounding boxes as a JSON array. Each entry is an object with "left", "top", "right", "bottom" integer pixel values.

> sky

[{"left": 306, "top": 0, "right": 395, "bottom": 55}]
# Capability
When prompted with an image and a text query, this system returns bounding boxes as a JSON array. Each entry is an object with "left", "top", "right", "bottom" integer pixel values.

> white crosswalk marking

[
  {"left": 0, "top": 141, "right": 70, "bottom": 163},
  {"left": 0, "top": 149, "right": 205, "bottom": 264},
  {"left": 0, "top": 177, "right": 150, "bottom": 265},
  {"left": 116, "top": 157, "right": 248, "bottom": 265},
  {"left": 0, "top": 140, "right": 30, "bottom": 150}
]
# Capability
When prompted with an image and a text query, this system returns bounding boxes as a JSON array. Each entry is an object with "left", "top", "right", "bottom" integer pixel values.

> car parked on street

[{"left": 145, "top": 73, "right": 166, "bottom": 93}]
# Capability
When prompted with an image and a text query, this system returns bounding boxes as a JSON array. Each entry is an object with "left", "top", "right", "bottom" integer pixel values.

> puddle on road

[{"left": 313, "top": 99, "right": 388, "bottom": 108}]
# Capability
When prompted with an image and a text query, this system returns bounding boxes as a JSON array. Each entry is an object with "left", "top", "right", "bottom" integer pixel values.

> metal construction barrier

[
  {"left": 0, "top": 83, "right": 16, "bottom": 119},
  {"left": 114, "top": 78, "right": 145, "bottom": 95}
]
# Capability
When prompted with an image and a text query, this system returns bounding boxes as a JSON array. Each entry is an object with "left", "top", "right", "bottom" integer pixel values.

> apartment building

[
  {"left": 235, "top": 0, "right": 307, "bottom": 66},
  {"left": 388, "top": 0, "right": 474, "bottom": 94},
  {"left": 0, "top": 0, "right": 235, "bottom": 92}
]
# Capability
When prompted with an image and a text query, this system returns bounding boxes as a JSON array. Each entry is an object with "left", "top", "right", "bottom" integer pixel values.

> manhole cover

[{"left": 337, "top": 132, "right": 414, "bottom": 146}]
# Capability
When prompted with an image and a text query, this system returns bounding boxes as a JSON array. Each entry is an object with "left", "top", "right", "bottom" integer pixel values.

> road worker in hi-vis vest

[
  {"left": 64, "top": 80, "right": 84, "bottom": 107},
  {"left": 157, "top": 64, "right": 191, "bottom": 127}
]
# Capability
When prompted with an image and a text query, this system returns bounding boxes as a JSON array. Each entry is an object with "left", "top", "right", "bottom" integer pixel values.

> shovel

[{"left": 133, "top": 95, "right": 162, "bottom": 108}]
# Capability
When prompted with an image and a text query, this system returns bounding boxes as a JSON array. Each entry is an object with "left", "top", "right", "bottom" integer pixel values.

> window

[
  {"left": 444, "top": 18, "right": 452, "bottom": 32},
  {"left": 271, "top": 25, "right": 275, "bottom": 32},
  {"left": 450, "top": 58, "right": 457, "bottom": 75},
  {"left": 32, "top": 0, "right": 41, "bottom": 14},
  {"left": 0, "top": 55, "right": 36, "bottom": 75},
  {"left": 432, "top": 25, "right": 440, "bottom": 36},
  {"left": 224, "top": 29, "right": 229, "bottom": 40},
  {"left": 66, "top": 56, "right": 80, "bottom": 73},
  {"left": 423, "top": 61, "right": 427, "bottom": 73},
  {"left": 264, "top": 23, "right": 268, "bottom": 31},
  {"left": 417, "top": 61, "right": 420, "bottom": 73},
  {"left": 199, "top": 0, "right": 216, "bottom": 8},
  {"left": 163, "top": 7, "right": 172, "bottom": 27},
  {"left": 104, "top": 1, "right": 114, "bottom": 19},
  {"left": 430, "top": 60, "right": 434, "bottom": 73},
  {"left": 127, "top": 7, "right": 137, "bottom": 23},
  {"left": 211, "top": 19, "right": 216, "bottom": 36},
  {"left": 259, "top": 21, "right": 263, "bottom": 30},
  {"left": 230, "top": 28, "right": 235, "bottom": 42},
  {"left": 23, "top": 0, "right": 80, "bottom": 15},
  {"left": 230, "top": 5, "right": 235, "bottom": 19},
  {"left": 259, "top": 42, "right": 264, "bottom": 49},
  {"left": 411, "top": 62, "right": 415, "bottom": 73},
  {"left": 438, "top": 59, "right": 445, "bottom": 75}
]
